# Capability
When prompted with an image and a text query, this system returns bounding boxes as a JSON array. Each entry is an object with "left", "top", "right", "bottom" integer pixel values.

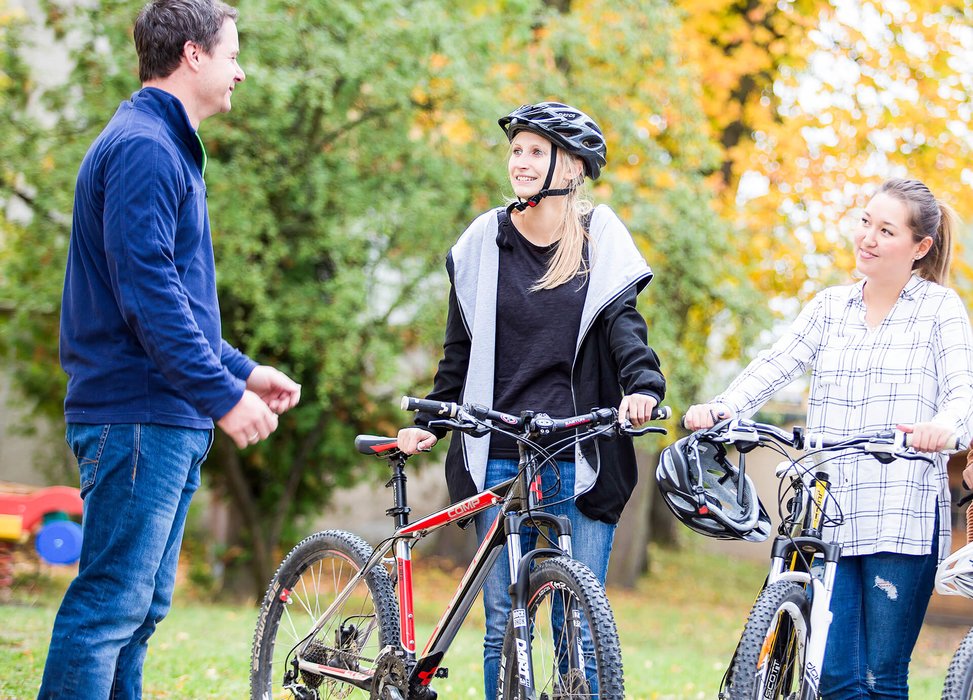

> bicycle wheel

[
  {"left": 943, "top": 626, "right": 973, "bottom": 699},
  {"left": 250, "top": 530, "right": 399, "bottom": 700},
  {"left": 726, "top": 581, "right": 811, "bottom": 700},
  {"left": 497, "top": 556, "right": 624, "bottom": 700}
]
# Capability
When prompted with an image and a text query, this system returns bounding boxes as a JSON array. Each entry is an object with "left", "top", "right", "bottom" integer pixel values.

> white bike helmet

[
  {"left": 936, "top": 541, "right": 973, "bottom": 598},
  {"left": 657, "top": 433, "right": 772, "bottom": 543}
]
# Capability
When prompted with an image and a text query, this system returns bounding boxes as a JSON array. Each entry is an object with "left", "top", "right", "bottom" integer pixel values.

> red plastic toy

[{"left": 0, "top": 482, "right": 84, "bottom": 591}]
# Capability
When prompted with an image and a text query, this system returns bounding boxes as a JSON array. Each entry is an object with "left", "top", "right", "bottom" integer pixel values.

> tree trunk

[
  {"left": 605, "top": 448, "right": 657, "bottom": 588},
  {"left": 209, "top": 438, "right": 278, "bottom": 601},
  {"left": 647, "top": 467, "right": 680, "bottom": 548}
]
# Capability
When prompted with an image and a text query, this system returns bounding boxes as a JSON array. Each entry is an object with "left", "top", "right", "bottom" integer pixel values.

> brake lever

[
  {"left": 862, "top": 432, "right": 936, "bottom": 466},
  {"left": 619, "top": 422, "right": 667, "bottom": 437},
  {"left": 895, "top": 451, "right": 935, "bottom": 465},
  {"left": 866, "top": 445, "right": 934, "bottom": 466},
  {"left": 427, "top": 418, "right": 487, "bottom": 436}
]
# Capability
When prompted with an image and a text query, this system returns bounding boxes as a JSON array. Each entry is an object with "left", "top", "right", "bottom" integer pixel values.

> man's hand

[
  {"left": 246, "top": 365, "right": 301, "bottom": 414},
  {"left": 618, "top": 393, "right": 658, "bottom": 428},
  {"left": 217, "top": 390, "right": 279, "bottom": 449}
]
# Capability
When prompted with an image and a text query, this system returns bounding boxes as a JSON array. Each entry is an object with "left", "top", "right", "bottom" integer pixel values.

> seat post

[{"left": 385, "top": 455, "right": 411, "bottom": 528}]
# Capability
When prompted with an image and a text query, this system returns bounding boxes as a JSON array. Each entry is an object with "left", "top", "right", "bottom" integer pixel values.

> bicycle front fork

[
  {"left": 504, "top": 511, "right": 576, "bottom": 699},
  {"left": 768, "top": 537, "right": 840, "bottom": 697}
]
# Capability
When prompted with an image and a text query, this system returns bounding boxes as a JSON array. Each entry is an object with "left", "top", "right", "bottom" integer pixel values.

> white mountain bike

[{"left": 664, "top": 418, "right": 958, "bottom": 700}]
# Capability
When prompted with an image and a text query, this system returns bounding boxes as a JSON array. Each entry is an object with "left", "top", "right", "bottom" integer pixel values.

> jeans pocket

[
  {"left": 67, "top": 424, "right": 112, "bottom": 499},
  {"left": 200, "top": 429, "right": 215, "bottom": 465}
]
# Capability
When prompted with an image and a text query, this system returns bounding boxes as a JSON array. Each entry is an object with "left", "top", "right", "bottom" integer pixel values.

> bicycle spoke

[
  {"left": 499, "top": 558, "right": 622, "bottom": 700},
  {"left": 251, "top": 531, "right": 398, "bottom": 700}
]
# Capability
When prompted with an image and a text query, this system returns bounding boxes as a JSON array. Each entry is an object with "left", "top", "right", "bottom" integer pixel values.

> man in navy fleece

[{"left": 38, "top": 1, "right": 301, "bottom": 697}]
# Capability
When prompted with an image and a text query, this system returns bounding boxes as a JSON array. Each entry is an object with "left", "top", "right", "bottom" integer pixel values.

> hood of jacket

[{"left": 447, "top": 204, "right": 653, "bottom": 494}]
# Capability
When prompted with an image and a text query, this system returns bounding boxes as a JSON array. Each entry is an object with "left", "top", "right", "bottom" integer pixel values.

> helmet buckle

[{"left": 691, "top": 484, "right": 709, "bottom": 514}]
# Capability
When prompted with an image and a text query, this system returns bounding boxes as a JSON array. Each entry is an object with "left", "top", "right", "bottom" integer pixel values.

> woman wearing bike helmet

[
  {"left": 398, "top": 101, "right": 665, "bottom": 700},
  {"left": 685, "top": 178, "right": 973, "bottom": 698}
]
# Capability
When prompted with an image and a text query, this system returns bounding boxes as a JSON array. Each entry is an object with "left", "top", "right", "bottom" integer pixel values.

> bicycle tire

[
  {"left": 727, "top": 581, "right": 811, "bottom": 700},
  {"left": 942, "top": 626, "right": 973, "bottom": 699},
  {"left": 250, "top": 530, "right": 400, "bottom": 700},
  {"left": 496, "top": 556, "right": 624, "bottom": 700}
]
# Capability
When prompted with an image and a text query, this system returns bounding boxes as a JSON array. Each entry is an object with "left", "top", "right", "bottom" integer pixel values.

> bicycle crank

[{"left": 371, "top": 650, "right": 408, "bottom": 700}]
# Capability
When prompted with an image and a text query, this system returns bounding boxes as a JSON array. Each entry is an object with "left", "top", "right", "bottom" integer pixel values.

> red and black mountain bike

[{"left": 250, "top": 396, "right": 667, "bottom": 700}]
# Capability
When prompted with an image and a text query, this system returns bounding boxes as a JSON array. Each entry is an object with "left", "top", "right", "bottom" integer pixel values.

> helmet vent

[{"left": 657, "top": 435, "right": 771, "bottom": 543}]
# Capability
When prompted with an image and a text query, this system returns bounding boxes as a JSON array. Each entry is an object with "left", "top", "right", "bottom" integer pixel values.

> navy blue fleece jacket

[{"left": 60, "top": 87, "right": 255, "bottom": 428}]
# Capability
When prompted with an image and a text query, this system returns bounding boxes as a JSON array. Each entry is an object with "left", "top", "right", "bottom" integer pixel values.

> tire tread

[
  {"left": 942, "top": 626, "right": 973, "bottom": 700},
  {"left": 249, "top": 529, "right": 399, "bottom": 699}
]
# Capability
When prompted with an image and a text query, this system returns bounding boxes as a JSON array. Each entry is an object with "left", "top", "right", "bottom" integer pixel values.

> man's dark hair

[{"left": 134, "top": 0, "right": 238, "bottom": 83}]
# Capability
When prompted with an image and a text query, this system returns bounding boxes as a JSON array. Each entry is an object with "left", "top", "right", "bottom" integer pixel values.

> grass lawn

[{"left": 2, "top": 544, "right": 970, "bottom": 699}]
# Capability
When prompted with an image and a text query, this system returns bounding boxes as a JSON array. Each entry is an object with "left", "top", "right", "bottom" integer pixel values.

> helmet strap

[
  {"left": 687, "top": 436, "right": 711, "bottom": 515},
  {"left": 512, "top": 145, "right": 574, "bottom": 212}
]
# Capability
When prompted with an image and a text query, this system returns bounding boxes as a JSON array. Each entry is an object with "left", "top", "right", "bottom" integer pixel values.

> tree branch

[{"left": 1, "top": 183, "right": 71, "bottom": 230}]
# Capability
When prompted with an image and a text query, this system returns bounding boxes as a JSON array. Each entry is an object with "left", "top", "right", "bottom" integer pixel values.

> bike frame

[
  {"left": 762, "top": 461, "right": 841, "bottom": 699},
  {"left": 288, "top": 441, "right": 576, "bottom": 698}
]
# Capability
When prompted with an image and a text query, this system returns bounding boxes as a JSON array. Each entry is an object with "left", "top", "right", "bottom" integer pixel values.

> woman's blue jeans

[
  {"left": 37, "top": 423, "right": 212, "bottom": 700},
  {"left": 473, "top": 458, "right": 616, "bottom": 700},
  {"left": 820, "top": 527, "right": 938, "bottom": 699}
]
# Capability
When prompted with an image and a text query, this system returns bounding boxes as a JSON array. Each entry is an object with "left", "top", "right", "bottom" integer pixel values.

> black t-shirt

[{"left": 490, "top": 210, "right": 588, "bottom": 461}]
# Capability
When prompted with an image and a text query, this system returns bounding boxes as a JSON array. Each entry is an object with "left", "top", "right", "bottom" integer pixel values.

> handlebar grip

[
  {"left": 900, "top": 431, "right": 966, "bottom": 452},
  {"left": 653, "top": 406, "right": 672, "bottom": 421},
  {"left": 400, "top": 396, "right": 460, "bottom": 418}
]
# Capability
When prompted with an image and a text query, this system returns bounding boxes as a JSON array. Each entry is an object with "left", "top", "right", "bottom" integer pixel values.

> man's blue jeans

[
  {"left": 38, "top": 423, "right": 212, "bottom": 700},
  {"left": 473, "top": 458, "right": 616, "bottom": 700},
  {"left": 820, "top": 527, "right": 938, "bottom": 699}
]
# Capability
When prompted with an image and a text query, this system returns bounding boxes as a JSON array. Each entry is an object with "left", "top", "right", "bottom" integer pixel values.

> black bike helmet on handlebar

[{"left": 656, "top": 433, "right": 772, "bottom": 543}]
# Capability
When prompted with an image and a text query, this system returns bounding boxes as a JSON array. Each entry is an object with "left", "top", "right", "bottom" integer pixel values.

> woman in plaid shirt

[{"left": 686, "top": 178, "right": 973, "bottom": 699}]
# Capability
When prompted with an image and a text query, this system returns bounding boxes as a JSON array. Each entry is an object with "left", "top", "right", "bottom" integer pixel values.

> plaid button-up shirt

[{"left": 715, "top": 275, "right": 973, "bottom": 559}]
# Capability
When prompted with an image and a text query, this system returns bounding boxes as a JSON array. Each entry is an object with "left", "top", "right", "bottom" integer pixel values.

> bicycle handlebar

[
  {"left": 401, "top": 396, "right": 670, "bottom": 438},
  {"left": 899, "top": 432, "right": 965, "bottom": 452},
  {"left": 401, "top": 396, "right": 462, "bottom": 417},
  {"left": 697, "top": 417, "right": 965, "bottom": 457}
]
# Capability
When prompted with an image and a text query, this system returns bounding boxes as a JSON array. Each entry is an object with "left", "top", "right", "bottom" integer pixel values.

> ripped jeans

[{"left": 820, "top": 526, "right": 938, "bottom": 699}]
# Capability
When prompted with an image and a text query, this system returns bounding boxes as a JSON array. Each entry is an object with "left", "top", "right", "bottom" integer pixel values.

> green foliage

[
  {"left": 0, "top": 0, "right": 758, "bottom": 594},
  {"left": 499, "top": 0, "right": 764, "bottom": 412}
]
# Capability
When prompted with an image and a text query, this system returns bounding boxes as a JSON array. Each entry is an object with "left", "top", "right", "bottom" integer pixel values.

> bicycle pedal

[{"left": 435, "top": 667, "right": 448, "bottom": 678}]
